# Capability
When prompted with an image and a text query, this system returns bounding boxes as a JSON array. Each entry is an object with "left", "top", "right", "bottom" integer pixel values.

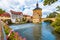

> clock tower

[{"left": 33, "top": 2, "right": 42, "bottom": 23}]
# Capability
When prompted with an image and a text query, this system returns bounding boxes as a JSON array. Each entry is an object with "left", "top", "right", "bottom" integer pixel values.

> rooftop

[
  {"left": 33, "top": 2, "right": 42, "bottom": 10},
  {"left": 0, "top": 12, "right": 10, "bottom": 17},
  {"left": 23, "top": 15, "right": 31, "bottom": 17},
  {"left": 10, "top": 10, "right": 23, "bottom": 15}
]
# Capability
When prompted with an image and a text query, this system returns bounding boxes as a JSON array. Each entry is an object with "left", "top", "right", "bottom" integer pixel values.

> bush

[
  {"left": 54, "top": 26, "right": 60, "bottom": 33},
  {"left": 7, "top": 32, "right": 16, "bottom": 40},
  {"left": 51, "top": 14, "right": 60, "bottom": 33}
]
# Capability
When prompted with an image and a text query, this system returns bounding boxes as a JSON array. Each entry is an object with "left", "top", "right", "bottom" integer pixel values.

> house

[
  {"left": 0, "top": 12, "right": 10, "bottom": 17},
  {"left": 10, "top": 10, "right": 23, "bottom": 23},
  {"left": 23, "top": 15, "right": 32, "bottom": 23},
  {"left": 0, "top": 12, "right": 11, "bottom": 24},
  {"left": 0, "top": 12, "right": 11, "bottom": 20}
]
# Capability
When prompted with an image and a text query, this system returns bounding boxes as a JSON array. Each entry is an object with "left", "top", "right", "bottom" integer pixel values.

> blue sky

[{"left": 0, "top": 0, "right": 60, "bottom": 18}]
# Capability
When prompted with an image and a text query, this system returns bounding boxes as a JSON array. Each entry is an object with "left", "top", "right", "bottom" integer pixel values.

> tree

[
  {"left": 56, "top": 6, "right": 60, "bottom": 11},
  {"left": 51, "top": 14, "right": 60, "bottom": 33},
  {"left": 46, "top": 12, "right": 58, "bottom": 18},
  {"left": 0, "top": 9, "right": 5, "bottom": 14},
  {"left": 44, "top": 0, "right": 58, "bottom": 5},
  {"left": 16, "top": 18, "right": 19, "bottom": 22}
]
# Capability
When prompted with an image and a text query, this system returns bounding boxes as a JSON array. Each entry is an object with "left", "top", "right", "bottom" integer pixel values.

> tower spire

[{"left": 36, "top": 1, "right": 39, "bottom": 8}]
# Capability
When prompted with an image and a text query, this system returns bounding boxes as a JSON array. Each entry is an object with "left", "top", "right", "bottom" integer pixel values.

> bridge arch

[{"left": 42, "top": 18, "right": 55, "bottom": 22}]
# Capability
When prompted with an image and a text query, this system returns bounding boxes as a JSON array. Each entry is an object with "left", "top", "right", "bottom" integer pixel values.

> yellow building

[{"left": 33, "top": 2, "right": 42, "bottom": 23}]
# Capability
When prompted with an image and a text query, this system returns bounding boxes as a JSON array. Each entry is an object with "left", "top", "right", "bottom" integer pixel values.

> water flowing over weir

[{"left": 9, "top": 22, "right": 60, "bottom": 40}]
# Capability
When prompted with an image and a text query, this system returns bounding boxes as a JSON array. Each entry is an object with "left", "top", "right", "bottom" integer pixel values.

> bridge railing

[
  {"left": 0, "top": 20, "right": 7, "bottom": 40},
  {"left": 2, "top": 26, "right": 7, "bottom": 40}
]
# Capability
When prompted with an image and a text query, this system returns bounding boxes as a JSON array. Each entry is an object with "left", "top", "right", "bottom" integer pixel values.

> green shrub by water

[{"left": 51, "top": 14, "right": 60, "bottom": 33}]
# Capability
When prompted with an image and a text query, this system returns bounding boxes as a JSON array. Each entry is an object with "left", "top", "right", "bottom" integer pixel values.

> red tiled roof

[
  {"left": 0, "top": 14, "right": 1, "bottom": 16},
  {"left": 10, "top": 10, "right": 23, "bottom": 15},
  {"left": 23, "top": 15, "right": 31, "bottom": 17},
  {"left": 0, "top": 12, "right": 10, "bottom": 17}
]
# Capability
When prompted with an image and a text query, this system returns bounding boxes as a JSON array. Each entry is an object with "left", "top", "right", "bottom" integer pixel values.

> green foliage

[
  {"left": 16, "top": 18, "right": 19, "bottom": 22},
  {"left": 4, "top": 29, "right": 9, "bottom": 35},
  {"left": 56, "top": 6, "right": 60, "bottom": 11},
  {"left": 0, "top": 9, "right": 5, "bottom": 14},
  {"left": 54, "top": 26, "right": 60, "bottom": 33},
  {"left": 47, "top": 12, "right": 58, "bottom": 18},
  {"left": 51, "top": 14, "right": 60, "bottom": 33},
  {"left": 44, "top": 0, "right": 58, "bottom": 5},
  {"left": 3, "top": 24, "right": 11, "bottom": 35},
  {"left": 8, "top": 32, "right": 16, "bottom": 40}
]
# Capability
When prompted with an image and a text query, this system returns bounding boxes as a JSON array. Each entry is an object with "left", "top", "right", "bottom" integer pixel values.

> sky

[{"left": 0, "top": 0, "right": 60, "bottom": 18}]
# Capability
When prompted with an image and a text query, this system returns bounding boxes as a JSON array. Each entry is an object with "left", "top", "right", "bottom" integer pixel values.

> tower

[{"left": 33, "top": 2, "right": 42, "bottom": 23}]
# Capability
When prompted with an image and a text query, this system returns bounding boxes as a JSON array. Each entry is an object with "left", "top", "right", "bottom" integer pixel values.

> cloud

[
  {"left": 42, "top": 15, "right": 47, "bottom": 18},
  {"left": 0, "top": 0, "right": 60, "bottom": 18},
  {"left": 23, "top": 9, "right": 33, "bottom": 16}
]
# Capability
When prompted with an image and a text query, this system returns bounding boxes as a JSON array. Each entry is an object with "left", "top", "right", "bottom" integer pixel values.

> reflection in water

[
  {"left": 9, "top": 22, "right": 60, "bottom": 40},
  {"left": 33, "top": 23, "right": 41, "bottom": 40},
  {"left": 41, "top": 22, "right": 56, "bottom": 40}
]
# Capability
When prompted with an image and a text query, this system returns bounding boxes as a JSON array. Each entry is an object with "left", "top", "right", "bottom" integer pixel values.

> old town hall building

[{"left": 33, "top": 2, "right": 42, "bottom": 23}]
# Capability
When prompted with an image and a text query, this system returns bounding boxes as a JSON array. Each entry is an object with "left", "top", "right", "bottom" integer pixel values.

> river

[{"left": 9, "top": 22, "right": 60, "bottom": 40}]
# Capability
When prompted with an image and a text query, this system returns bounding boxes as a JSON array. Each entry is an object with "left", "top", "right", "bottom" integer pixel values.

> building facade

[
  {"left": 33, "top": 2, "right": 42, "bottom": 23},
  {"left": 0, "top": 12, "right": 11, "bottom": 24},
  {"left": 10, "top": 10, "right": 23, "bottom": 23},
  {"left": 23, "top": 15, "right": 32, "bottom": 23}
]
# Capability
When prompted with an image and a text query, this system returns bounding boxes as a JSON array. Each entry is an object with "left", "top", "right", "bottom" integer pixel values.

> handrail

[
  {"left": 0, "top": 20, "right": 7, "bottom": 40},
  {"left": 2, "top": 26, "right": 7, "bottom": 40}
]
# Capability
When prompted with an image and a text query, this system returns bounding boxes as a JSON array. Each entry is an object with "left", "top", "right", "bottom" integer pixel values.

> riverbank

[
  {"left": 9, "top": 22, "right": 59, "bottom": 40},
  {"left": 0, "top": 21, "right": 26, "bottom": 40}
]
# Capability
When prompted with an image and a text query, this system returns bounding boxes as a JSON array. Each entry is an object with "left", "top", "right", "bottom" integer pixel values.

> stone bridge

[
  {"left": 0, "top": 17, "right": 56, "bottom": 23},
  {"left": 0, "top": 17, "right": 11, "bottom": 20},
  {"left": 42, "top": 18, "right": 55, "bottom": 22},
  {"left": 0, "top": 17, "right": 11, "bottom": 24}
]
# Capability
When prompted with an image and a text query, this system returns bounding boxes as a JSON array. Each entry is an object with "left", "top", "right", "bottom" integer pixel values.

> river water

[{"left": 9, "top": 22, "right": 60, "bottom": 40}]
